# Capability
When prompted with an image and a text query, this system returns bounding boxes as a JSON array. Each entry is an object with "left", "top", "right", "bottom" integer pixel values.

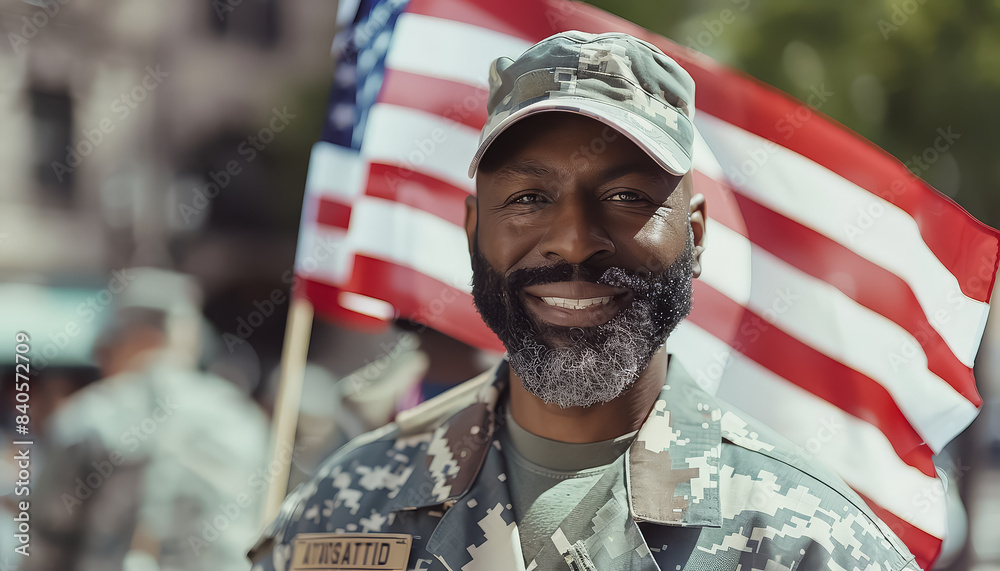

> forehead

[{"left": 475, "top": 112, "right": 665, "bottom": 181}]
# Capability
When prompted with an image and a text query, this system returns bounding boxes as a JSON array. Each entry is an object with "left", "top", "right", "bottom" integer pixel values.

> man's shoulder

[
  {"left": 706, "top": 394, "right": 917, "bottom": 569},
  {"left": 305, "top": 363, "right": 496, "bottom": 467},
  {"left": 714, "top": 395, "right": 844, "bottom": 486},
  {"left": 249, "top": 369, "right": 498, "bottom": 566}
]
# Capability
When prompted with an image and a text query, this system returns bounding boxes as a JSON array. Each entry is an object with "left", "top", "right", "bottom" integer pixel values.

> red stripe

[
  {"left": 854, "top": 490, "right": 941, "bottom": 570},
  {"left": 689, "top": 281, "right": 936, "bottom": 477},
  {"left": 681, "top": 67, "right": 1000, "bottom": 304},
  {"left": 407, "top": 0, "right": 541, "bottom": 41},
  {"left": 728, "top": 187, "right": 980, "bottom": 406},
  {"left": 380, "top": 69, "right": 488, "bottom": 131},
  {"left": 692, "top": 171, "right": 749, "bottom": 239},
  {"left": 304, "top": 255, "right": 504, "bottom": 352},
  {"left": 296, "top": 278, "right": 390, "bottom": 334},
  {"left": 365, "top": 162, "right": 470, "bottom": 227},
  {"left": 695, "top": 167, "right": 966, "bottom": 405},
  {"left": 313, "top": 198, "right": 352, "bottom": 229},
  {"left": 403, "top": 0, "right": 1000, "bottom": 304}
]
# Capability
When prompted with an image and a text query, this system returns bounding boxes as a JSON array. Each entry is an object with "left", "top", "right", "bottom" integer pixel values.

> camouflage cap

[{"left": 468, "top": 30, "right": 695, "bottom": 178}]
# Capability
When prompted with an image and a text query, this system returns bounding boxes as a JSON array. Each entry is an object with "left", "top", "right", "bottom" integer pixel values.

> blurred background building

[{"left": 0, "top": 0, "right": 998, "bottom": 569}]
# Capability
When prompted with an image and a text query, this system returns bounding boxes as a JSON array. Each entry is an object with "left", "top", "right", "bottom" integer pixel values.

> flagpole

[{"left": 261, "top": 296, "right": 315, "bottom": 525}]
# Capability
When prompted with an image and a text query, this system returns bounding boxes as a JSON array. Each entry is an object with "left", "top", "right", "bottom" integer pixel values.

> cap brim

[{"left": 468, "top": 96, "right": 693, "bottom": 178}]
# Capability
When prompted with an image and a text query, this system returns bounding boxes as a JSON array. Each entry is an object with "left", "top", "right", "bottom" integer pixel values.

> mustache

[
  {"left": 505, "top": 262, "right": 663, "bottom": 297},
  {"left": 505, "top": 262, "right": 603, "bottom": 290}
]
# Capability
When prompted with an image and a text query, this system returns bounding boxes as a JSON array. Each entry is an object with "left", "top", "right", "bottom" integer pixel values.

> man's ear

[
  {"left": 689, "top": 192, "right": 706, "bottom": 278},
  {"left": 464, "top": 194, "right": 478, "bottom": 256}
]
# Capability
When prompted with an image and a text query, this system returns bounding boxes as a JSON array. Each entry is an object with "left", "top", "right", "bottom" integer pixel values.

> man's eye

[
  {"left": 607, "top": 190, "right": 642, "bottom": 202},
  {"left": 512, "top": 194, "right": 543, "bottom": 204}
]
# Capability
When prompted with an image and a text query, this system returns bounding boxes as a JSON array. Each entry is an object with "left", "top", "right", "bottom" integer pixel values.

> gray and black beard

[{"left": 470, "top": 232, "right": 694, "bottom": 408}]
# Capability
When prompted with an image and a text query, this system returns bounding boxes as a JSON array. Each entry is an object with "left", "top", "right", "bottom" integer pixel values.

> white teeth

[{"left": 540, "top": 296, "right": 613, "bottom": 309}]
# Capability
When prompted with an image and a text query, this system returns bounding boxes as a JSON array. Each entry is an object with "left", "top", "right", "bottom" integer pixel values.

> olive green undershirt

[
  {"left": 499, "top": 402, "right": 639, "bottom": 567},
  {"left": 503, "top": 405, "right": 636, "bottom": 471}
]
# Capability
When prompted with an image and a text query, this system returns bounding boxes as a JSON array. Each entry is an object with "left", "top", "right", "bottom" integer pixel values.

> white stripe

[
  {"left": 666, "top": 320, "right": 727, "bottom": 396},
  {"left": 694, "top": 111, "right": 989, "bottom": 367},
  {"left": 691, "top": 123, "right": 728, "bottom": 183},
  {"left": 700, "top": 224, "right": 979, "bottom": 450},
  {"left": 362, "top": 103, "right": 479, "bottom": 193},
  {"left": 671, "top": 324, "right": 947, "bottom": 539},
  {"left": 297, "top": 196, "right": 473, "bottom": 293},
  {"left": 387, "top": 13, "right": 532, "bottom": 88},
  {"left": 699, "top": 214, "right": 752, "bottom": 305},
  {"left": 304, "top": 142, "right": 369, "bottom": 201},
  {"left": 338, "top": 291, "right": 395, "bottom": 321},
  {"left": 295, "top": 224, "right": 351, "bottom": 285}
]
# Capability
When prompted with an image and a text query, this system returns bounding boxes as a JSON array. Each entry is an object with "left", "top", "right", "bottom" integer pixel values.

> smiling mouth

[
  {"left": 521, "top": 281, "right": 630, "bottom": 328},
  {"left": 539, "top": 296, "right": 614, "bottom": 310}
]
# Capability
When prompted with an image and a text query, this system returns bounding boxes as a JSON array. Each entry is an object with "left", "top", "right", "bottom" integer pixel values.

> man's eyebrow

[{"left": 492, "top": 161, "right": 551, "bottom": 182}]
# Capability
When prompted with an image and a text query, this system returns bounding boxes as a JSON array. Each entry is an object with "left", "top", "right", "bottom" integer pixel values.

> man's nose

[{"left": 538, "top": 200, "right": 615, "bottom": 265}]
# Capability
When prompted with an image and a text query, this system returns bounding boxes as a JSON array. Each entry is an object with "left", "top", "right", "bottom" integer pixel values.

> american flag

[{"left": 292, "top": 0, "right": 1000, "bottom": 566}]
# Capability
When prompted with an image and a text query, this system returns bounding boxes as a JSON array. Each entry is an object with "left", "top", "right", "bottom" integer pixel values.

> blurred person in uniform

[
  {"left": 0, "top": 366, "right": 97, "bottom": 571},
  {"left": 286, "top": 325, "right": 493, "bottom": 484},
  {"left": 284, "top": 337, "right": 430, "bottom": 490},
  {"left": 25, "top": 268, "right": 269, "bottom": 571},
  {"left": 249, "top": 33, "right": 920, "bottom": 570},
  {"left": 0, "top": 283, "right": 107, "bottom": 571}
]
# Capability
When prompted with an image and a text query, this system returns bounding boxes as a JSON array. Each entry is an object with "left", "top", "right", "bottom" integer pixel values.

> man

[
  {"left": 27, "top": 268, "right": 269, "bottom": 571},
  {"left": 250, "top": 32, "right": 919, "bottom": 570}
]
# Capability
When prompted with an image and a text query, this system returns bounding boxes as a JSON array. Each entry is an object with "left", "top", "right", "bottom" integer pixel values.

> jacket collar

[
  {"left": 626, "top": 357, "right": 722, "bottom": 527},
  {"left": 390, "top": 357, "right": 722, "bottom": 528}
]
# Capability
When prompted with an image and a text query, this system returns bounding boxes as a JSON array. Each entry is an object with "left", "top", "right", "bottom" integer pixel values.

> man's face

[{"left": 467, "top": 113, "right": 705, "bottom": 408}]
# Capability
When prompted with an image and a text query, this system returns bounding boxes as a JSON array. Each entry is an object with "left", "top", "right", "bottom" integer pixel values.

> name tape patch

[{"left": 290, "top": 533, "right": 412, "bottom": 570}]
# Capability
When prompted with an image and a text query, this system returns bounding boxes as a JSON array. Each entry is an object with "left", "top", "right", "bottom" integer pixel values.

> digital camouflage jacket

[{"left": 250, "top": 359, "right": 920, "bottom": 571}]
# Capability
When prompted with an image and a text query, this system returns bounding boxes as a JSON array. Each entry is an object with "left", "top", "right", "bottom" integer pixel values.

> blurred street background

[{"left": 0, "top": 0, "right": 998, "bottom": 569}]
